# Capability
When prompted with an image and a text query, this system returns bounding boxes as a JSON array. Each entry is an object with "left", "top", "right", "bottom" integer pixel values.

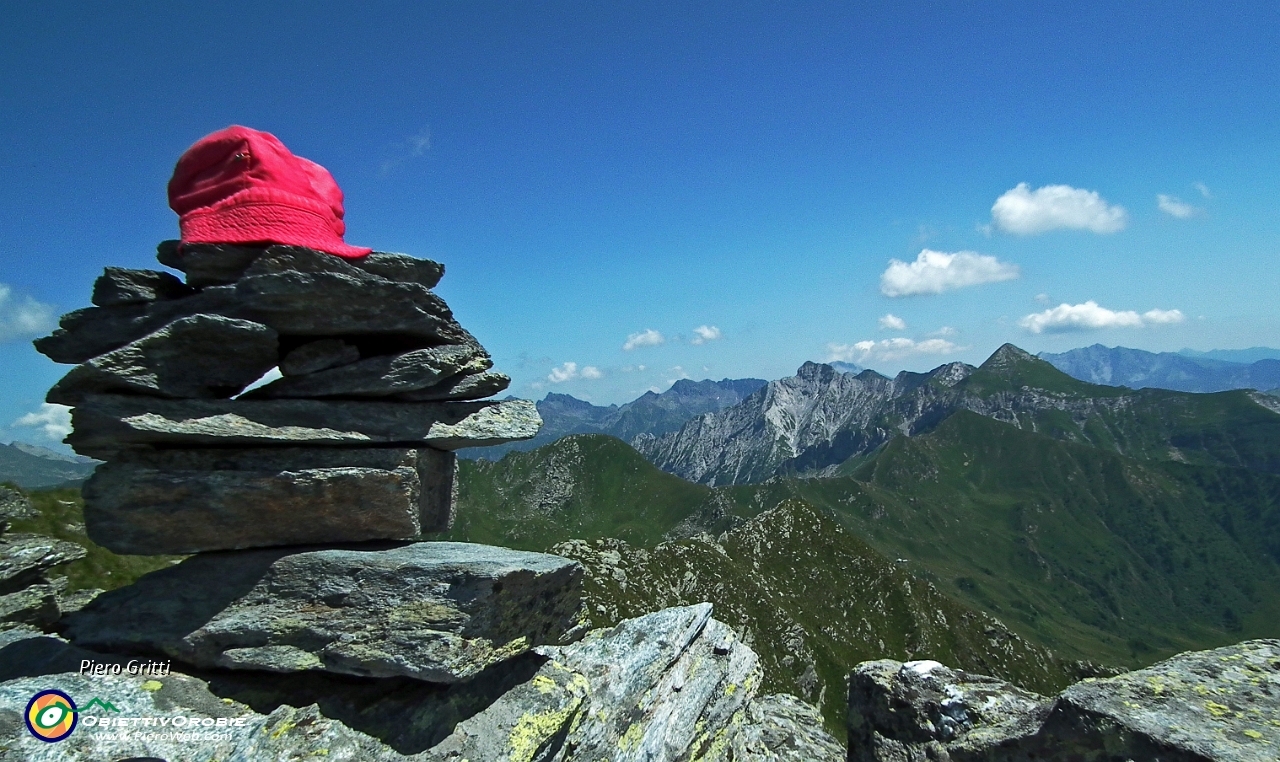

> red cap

[{"left": 168, "top": 126, "right": 372, "bottom": 258}]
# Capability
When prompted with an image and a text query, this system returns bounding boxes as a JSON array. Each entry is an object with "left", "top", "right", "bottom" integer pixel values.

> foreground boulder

[
  {"left": 63, "top": 542, "right": 583, "bottom": 683},
  {"left": 1, "top": 603, "right": 842, "bottom": 761},
  {"left": 848, "top": 639, "right": 1280, "bottom": 761}
]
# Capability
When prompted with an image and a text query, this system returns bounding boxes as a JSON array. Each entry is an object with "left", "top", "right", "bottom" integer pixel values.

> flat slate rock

[
  {"left": 0, "top": 486, "right": 37, "bottom": 533},
  {"left": 82, "top": 447, "right": 455, "bottom": 555},
  {"left": 91, "top": 266, "right": 193, "bottom": 305},
  {"left": 397, "top": 370, "right": 512, "bottom": 402},
  {"left": 67, "top": 394, "right": 541, "bottom": 458},
  {"left": 0, "top": 581, "right": 61, "bottom": 628},
  {"left": 157, "top": 240, "right": 445, "bottom": 291},
  {"left": 247, "top": 343, "right": 490, "bottom": 399},
  {"left": 0, "top": 533, "right": 87, "bottom": 595},
  {"left": 45, "top": 314, "right": 278, "bottom": 406},
  {"left": 64, "top": 542, "right": 583, "bottom": 683}
]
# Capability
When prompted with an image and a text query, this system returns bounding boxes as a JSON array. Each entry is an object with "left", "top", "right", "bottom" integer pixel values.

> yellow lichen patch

[
  {"left": 309, "top": 750, "right": 329, "bottom": 757},
  {"left": 724, "top": 682, "right": 737, "bottom": 696},
  {"left": 140, "top": 680, "right": 163, "bottom": 692},
  {"left": 531, "top": 675, "right": 558, "bottom": 695},
  {"left": 269, "top": 718, "right": 298, "bottom": 739},
  {"left": 507, "top": 706, "right": 576, "bottom": 762},
  {"left": 618, "top": 721, "right": 645, "bottom": 752},
  {"left": 1243, "top": 729, "right": 1263, "bottom": 739},
  {"left": 1205, "top": 701, "right": 1232, "bottom": 718}
]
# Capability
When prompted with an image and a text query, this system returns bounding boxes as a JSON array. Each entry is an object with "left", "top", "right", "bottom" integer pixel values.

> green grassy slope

[
  {"left": 442, "top": 434, "right": 717, "bottom": 550},
  {"left": 747, "top": 411, "right": 1280, "bottom": 666}
]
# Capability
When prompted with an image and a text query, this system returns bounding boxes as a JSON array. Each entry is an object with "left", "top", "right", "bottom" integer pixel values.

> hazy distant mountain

[
  {"left": 634, "top": 344, "right": 1280, "bottom": 486},
  {"left": 456, "top": 377, "right": 766, "bottom": 460},
  {"left": 1178, "top": 347, "right": 1280, "bottom": 364},
  {"left": 0, "top": 442, "right": 98, "bottom": 489},
  {"left": 1040, "top": 344, "right": 1280, "bottom": 393}
]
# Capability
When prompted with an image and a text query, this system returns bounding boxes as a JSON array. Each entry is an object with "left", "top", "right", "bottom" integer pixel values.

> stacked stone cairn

[{"left": 2, "top": 241, "right": 849, "bottom": 760}]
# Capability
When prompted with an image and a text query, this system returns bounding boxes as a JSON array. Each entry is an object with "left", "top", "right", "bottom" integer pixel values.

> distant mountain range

[
  {"left": 455, "top": 377, "right": 765, "bottom": 460},
  {"left": 1040, "top": 344, "right": 1280, "bottom": 393},
  {"left": 0, "top": 442, "right": 98, "bottom": 489},
  {"left": 633, "top": 344, "right": 1280, "bottom": 486}
]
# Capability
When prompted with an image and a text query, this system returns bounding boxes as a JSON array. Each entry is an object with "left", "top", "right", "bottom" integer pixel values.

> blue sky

[{"left": 3, "top": 1, "right": 1279, "bottom": 448}]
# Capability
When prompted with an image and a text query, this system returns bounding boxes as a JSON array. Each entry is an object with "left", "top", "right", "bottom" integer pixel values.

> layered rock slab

[
  {"left": 68, "top": 394, "right": 541, "bottom": 458},
  {"left": 63, "top": 542, "right": 583, "bottom": 683},
  {"left": 82, "top": 446, "right": 456, "bottom": 554},
  {"left": 45, "top": 314, "right": 278, "bottom": 405}
]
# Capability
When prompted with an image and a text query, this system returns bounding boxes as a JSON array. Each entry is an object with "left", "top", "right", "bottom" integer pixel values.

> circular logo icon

[{"left": 25, "top": 690, "right": 77, "bottom": 742}]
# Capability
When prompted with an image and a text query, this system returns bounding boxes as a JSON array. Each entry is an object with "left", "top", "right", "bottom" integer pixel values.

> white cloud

[
  {"left": 880, "top": 249, "right": 1020, "bottom": 297},
  {"left": 236, "top": 366, "right": 282, "bottom": 396},
  {"left": 690, "top": 325, "right": 722, "bottom": 345},
  {"left": 547, "top": 362, "right": 603, "bottom": 383},
  {"left": 1157, "top": 194, "right": 1201, "bottom": 218},
  {"left": 0, "top": 284, "right": 56, "bottom": 343},
  {"left": 1141, "top": 308, "right": 1186, "bottom": 325},
  {"left": 666, "top": 366, "right": 691, "bottom": 386},
  {"left": 1018, "top": 301, "right": 1185, "bottom": 333},
  {"left": 827, "top": 337, "right": 959, "bottom": 364},
  {"left": 622, "top": 329, "right": 665, "bottom": 351},
  {"left": 929, "top": 326, "right": 958, "bottom": 337},
  {"left": 878, "top": 314, "right": 907, "bottom": 331},
  {"left": 1035, "top": 293, "right": 1051, "bottom": 305},
  {"left": 12, "top": 403, "right": 72, "bottom": 441},
  {"left": 991, "top": 183, "right": 1128, "bottom": 235},
  {"left": 1194, "top": 182, "right": 1211, "bottom": 199}
]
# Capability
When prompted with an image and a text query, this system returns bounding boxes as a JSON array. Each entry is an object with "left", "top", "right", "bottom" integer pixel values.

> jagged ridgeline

[{"left": 444, "top": 345, "right": 1280, "bottom": 739}]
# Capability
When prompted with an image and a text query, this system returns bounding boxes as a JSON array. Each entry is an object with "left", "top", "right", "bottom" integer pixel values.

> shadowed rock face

[
  {"left": 848, "top": 640, "right": 1280, "bottom": 761},
  {"left": 81, "top": 447, "right": 456, "bottom": 554},
  {"left": 63, "top": 542, "right": 584, "bottom": 683},
  {"left": 45, "top": 314, "right": 279, "bottom": 405}
]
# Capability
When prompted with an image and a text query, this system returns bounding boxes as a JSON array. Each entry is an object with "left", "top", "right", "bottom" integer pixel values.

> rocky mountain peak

[{"left": 979, "top": 343, "right": 1039, "bottom": 373}]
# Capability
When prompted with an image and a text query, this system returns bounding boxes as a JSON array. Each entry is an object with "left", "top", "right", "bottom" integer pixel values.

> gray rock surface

[
  {"left": 723, "top": 693, "right": 847, "bottom": 761},
  {"left": 0, "top": 671, "right": 407, "bottom": 761},
  {"left": 82, "top": 447, "right": 455, "bottom": 554},
  {"left": 46, "top": 314, "right": 279, "bottom": 405},
  {"left": 0, "top": 486, "right": 37, "bottom": 533},
  {"left": 0, "top": 533, "right": 87, "bottom": 594},
  {"left": 398, "top": 370, "right": 512, "bottom": 401},
  {"left": 0, "top": 604, "right": 842, "bottom": 761},
  {"left": 848, "top": 641, "right": 1280, "bottom": 761},
  {"left": 280, "top": 338, "right": 362, "bottom": 376},
  {"left": 68, "top": 394, "right": 542, "bottom": 457},
  {"left": 0, "top": 581, "right": 60, "bottom": 628},
  {"left": 156, "top": 239, "right": 264, "bottom": 286},
  {"left": 232, "top": 269, "right": 471, "bottom": 344},
  {"left": 64, "top": 542, "right": 583, "bottom": 683},
  {"left": 157, "top": 241, "right": 445, "bottom": 291},
  {"left": 1022, "top": 639, "right": 1280, "bottom": 762},
  {"left": 33, "top": 286, "right": 241, "bottom": 364},
  {"left": 91, "top": 266, "right": 194, "bottom": 305},
  {"left": 847, "top": 658, "right": 1052, "bottom": 761},
  {"left": 248, "top": 343, "right": 490, "bottom": 398},
  {"left": 36, "top": 253, "right": 468, "bottom": 364}
]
